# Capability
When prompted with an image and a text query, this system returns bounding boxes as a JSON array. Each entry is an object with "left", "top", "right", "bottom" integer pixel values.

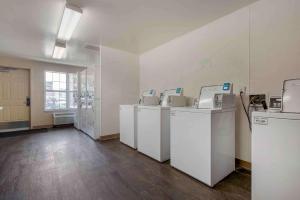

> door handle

[
  {"left": 0, "top": 106, "right": 3, "bottom": 111},
  {"left": 26, "top": 97, "right": 30, "bottom": 106}
]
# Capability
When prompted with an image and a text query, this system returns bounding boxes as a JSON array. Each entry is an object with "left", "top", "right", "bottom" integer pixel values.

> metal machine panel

[
  {"left": 282, "top": 79, "right": 300, "bottom": 113},
  {"left": 161, "top": 88, "right": 185, "bottom": 107},
  {"left": 53, "top": 112, "right": 75, "bottom": 125},
  {"left": 269, "top": 96, "right": 282, "bottom": 112},
  {"left": 198, "top": 83, "right": 234, "bottom": 109},
  {"left": 166, "top": 96, "right": 186, "bottom": 107},
  {"left": 141, "top": 96, "right": 159, "bottom": 106},
  {"left": 140, "top": 89, "right": 159, "bottom": 106}
]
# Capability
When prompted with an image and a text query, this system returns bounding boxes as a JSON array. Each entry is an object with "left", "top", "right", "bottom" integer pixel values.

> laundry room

[{"left": 0, "top": 0, "right": 300, "bottom": 199}]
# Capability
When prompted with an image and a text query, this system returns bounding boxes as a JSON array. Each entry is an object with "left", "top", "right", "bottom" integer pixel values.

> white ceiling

[{"left": 0, "top": 0, "right": 257, "bottom": 66}]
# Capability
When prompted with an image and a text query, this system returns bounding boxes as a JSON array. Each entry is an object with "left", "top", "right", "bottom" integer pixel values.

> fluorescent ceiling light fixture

[
  {"left": 57, "top": 4, "right": 82, "bottom": 41},
  {"left": 52, "top": 40, "right": 66, "bottom": 59}
]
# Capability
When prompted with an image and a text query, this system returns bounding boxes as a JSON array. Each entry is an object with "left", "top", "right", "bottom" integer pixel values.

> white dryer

[
  {"left": 170, "top": 83, "right": 236, "bottom": 187},
  {"left": 137, "top": 106, "right": 170, "bottom": 162},
  {"left": 136, "top": 88, "right": 186, "bottom": 162},
  {"left": 120, "top": 105, "right": 137, "bottom": 149},
  {"left": 170, "top": 107, "right": 235, "bottom": 187},
  {"left": 119, "top": 89, "right": 158, "bottom": 149},
  {"left": 252, "top": 79, "right": 300, "bottom": 199},
  {"left": 252, "top": 111, "right": 300, "bottom": 200}
]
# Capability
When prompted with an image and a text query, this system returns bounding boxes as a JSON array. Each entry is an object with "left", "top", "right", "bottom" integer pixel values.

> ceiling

[{"left": 0, "top": 0, "right": 257, "bottom": 66}]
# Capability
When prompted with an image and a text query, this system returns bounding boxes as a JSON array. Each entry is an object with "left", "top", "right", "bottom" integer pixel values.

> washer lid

[{"left": 282, "top": 79, "right": 300, "bottom": 113}]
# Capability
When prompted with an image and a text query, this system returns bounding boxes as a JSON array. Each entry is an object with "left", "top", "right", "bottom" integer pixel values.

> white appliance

[
  {"left": 137, "top": 105, "right": 170, "bottom": 162},
  {"left": 252, "top": 111, "right": 300, "bottom": 200},
  {"left": 170, "top": 83, "right": 235, "bottom": 187},
  {"left": 136, "top": 87, "right": 186, "bottom": 162},
  {"left": 282, "top": 79, "right": 300, "bottom": 113},
  {"left": 120, "top": 89, "right": 158, "bottom": 148},
  {"left": 53, "top": 112, "right": 75, "bottom": 125},
  {"left": 119, "top": 105, "right": 137, "bottom": 149}
]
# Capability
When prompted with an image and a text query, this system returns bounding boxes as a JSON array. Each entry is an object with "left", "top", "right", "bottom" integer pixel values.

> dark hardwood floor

[{"left": 0, "top": 128, "right": 251, "bottom": 200}]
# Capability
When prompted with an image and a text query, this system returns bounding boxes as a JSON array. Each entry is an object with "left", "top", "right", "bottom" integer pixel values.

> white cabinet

[
  {"left": 76, "top": 67, "right": 101, "bottom": 140},
  {"left": 252, "top": 112, "right": 300, "bottom": 200},
  {"left": 170, "top": 107, "right": 235, "bottom": 187},
  {"left": 137, "top": 106, "right": 170, "bottom": 162},
  {"left": 120, "top": 105, "right": 137, "bottom": 148}
]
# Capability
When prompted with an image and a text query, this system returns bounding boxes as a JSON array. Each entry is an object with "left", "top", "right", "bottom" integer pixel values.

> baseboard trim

[
  {"left": 236, "top": 158, "right": 251, "bottom": 171},
  {"left": 100, "top": 133, "right": 120, "bottom": 141},
  {"left": 31, "top": 125, "right": 53, "bottom": 129}
]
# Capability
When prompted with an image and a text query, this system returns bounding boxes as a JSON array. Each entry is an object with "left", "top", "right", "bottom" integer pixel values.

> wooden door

[{"left": 0, "top": 69, "right": 30, "bottom": 126}]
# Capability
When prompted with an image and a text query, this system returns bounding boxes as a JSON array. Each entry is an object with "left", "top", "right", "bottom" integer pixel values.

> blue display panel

[
  {"left": 223, "top": 83, "right": 231, "bottom": 91},
  {"left": 176, "top": 88, "right": 182, "bottom": 94}
]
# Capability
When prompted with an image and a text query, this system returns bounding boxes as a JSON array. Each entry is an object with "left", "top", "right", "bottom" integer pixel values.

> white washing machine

[
  {"left": 170, "top": 107, "right": 235, "bottom": 187},
  {"left": 136, "top": 88, "right": 186, "bottom": 162},
  {"left": 137, "top": 106, "right": 170, "bottom": 162},
  {"left": 119, "top": 89, "right": 159, "bottom": 149},
  {"left": 119, "top": 105, "right": 137, "bottom": 149},
  {"left": 252, "top": 111, "right": 300, "bottom": 200}
]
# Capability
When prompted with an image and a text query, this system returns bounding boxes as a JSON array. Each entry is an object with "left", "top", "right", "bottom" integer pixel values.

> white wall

[
  {"left": 139, "top": 0, "right": 300, "bottom": 162},
  {"left": 101, "top": 46, "right": 139, "bottom": 136},
  {"left": 250, "top": 0, "right": 300, "bottom": 95}
]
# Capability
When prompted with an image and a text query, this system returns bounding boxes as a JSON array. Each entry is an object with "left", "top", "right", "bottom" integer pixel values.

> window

[{"left": 45, "top": 71, "right": 78, "bottom": 111}]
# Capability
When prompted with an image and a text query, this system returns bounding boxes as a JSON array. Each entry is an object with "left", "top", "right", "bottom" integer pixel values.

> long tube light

[
  {"left": 57, "top": 4, "right": 82, "bottom": 41},
  {"left": 52, "top": 40, "right": 66, "bottom": 59}
]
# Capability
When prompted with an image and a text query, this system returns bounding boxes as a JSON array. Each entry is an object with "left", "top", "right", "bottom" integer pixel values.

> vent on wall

[{"left": 53, "top": 112, "right": 75, "bottom": 125}]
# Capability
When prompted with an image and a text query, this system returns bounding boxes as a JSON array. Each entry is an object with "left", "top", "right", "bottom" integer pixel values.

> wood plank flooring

[{"left": 0, "top": 128, "right": 251, "bottom": 200}]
